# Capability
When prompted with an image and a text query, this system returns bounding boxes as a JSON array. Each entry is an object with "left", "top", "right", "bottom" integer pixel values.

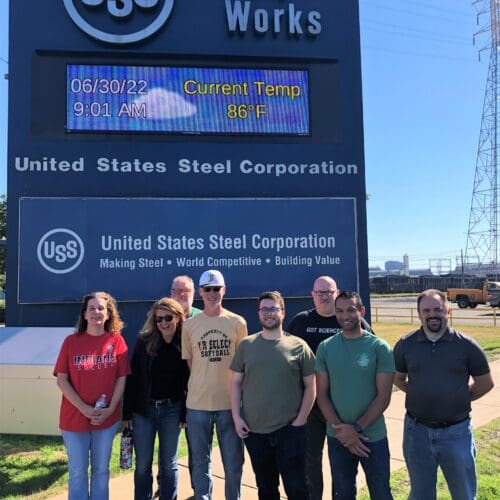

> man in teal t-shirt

[{"left": 316, "top": 291, "right": 395, "bottom": 499}]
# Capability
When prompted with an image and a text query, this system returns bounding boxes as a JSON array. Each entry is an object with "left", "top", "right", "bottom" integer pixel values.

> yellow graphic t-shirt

[{"left": 182, "top": 309, "right": 247, "bottom": 411}]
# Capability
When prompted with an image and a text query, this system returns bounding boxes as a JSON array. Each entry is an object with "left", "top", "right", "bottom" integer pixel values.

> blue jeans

[
  {"left": 244, "top": 423, "right": 310, "bottom": 500},
  {"left": 157, "top": 428, "right": 194, "bottom": 492},
  {"left": 133, "top": 400, "right": 182, "bottom": 500},
  {"left": 327, "top": 435, "right": 392, "bottom": 500},
  {"left": 186, "top": 409, "right": 243, "bottom": 500},
  {"left": 61, "top": 421, "right": 120, "bottom": 500},
  {"left": 403, "top": 415, "right": 476, "bottom": 500}
]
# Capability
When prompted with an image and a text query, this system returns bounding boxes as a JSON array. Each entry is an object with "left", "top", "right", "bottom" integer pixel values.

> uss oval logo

[
  {"left": 63, "top": 0, "right": 174, "bottom": 44},
  {"left": 37, "top": 228, "right": 85, "bottom": 274}
]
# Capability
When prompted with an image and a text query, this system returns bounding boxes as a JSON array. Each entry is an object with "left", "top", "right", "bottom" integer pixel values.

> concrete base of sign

[{"left": 0, "top": 327, "right": 71, "bottom": 435}]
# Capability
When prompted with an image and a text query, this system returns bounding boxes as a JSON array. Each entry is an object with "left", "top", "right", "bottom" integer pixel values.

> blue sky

[{"left": 0, "top": 1, "right": 489, "bottom": 270}]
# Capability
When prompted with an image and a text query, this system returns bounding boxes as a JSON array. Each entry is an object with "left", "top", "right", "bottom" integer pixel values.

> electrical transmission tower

[{"left": 465, "top": 0, "right": 500, "bottom": 277}]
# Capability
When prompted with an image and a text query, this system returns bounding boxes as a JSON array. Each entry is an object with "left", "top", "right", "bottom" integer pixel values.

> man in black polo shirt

[{"left": 393, "top": 289, "right": 494, "bottom": 500}]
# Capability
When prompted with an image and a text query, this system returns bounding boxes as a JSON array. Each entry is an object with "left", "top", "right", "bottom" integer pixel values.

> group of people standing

[{"left": 54, "top": 271, "right": 494, "bottom": 500}]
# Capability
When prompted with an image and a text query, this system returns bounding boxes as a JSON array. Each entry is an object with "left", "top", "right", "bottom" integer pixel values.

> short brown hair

[
  {"left": 417, "top": 289, "right": 448, "bottom": 311},
  {"left": 258, "top": 290, "right": 285, "bottom": 310}
]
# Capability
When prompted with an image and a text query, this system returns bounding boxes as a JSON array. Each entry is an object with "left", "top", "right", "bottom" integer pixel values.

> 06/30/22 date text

[{"left": 69, "top": 78, "right": 148, "bottom": 95}]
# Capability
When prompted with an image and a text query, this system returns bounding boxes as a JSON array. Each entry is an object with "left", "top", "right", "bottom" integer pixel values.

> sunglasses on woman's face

[{"left": 155, "top": 314, "right": 174, "bottom": 323}]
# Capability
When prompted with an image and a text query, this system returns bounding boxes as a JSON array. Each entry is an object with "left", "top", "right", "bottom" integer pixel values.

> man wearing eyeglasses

[
  {"left": 171, "top": 275, "right": 202, "bottom": 319},
  {"left": 182, "top": 270, "right": 247, "bottom": 500},
  {"left": 286, "top": 275, "right": 342, "bottom": 500},
  {"left": 230, "top": 291, "right": 316, "bottom": 500},
  {"left": 287, "top": 276, "right": 374, "bottom": 499}
]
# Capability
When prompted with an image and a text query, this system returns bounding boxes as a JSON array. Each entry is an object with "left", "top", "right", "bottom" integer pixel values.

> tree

[
  {"left": 0, "top": 194, "right": 6, "bottom": 236},
  {"left": 0, "top": 194, "right": 6, "bottom": 292}
]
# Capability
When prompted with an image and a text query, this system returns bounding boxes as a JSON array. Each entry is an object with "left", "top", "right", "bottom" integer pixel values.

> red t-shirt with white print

[{"left": 54, "top": 331, "right": 130, "bottom": 431}]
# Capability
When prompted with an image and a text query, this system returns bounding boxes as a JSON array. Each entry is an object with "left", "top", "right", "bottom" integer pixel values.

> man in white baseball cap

[
  {"left": 182, "top": 270, "right": 248, "bottom": 499},
  {"left": 199, "top": 269, "right": 225, "bottom": 288}
]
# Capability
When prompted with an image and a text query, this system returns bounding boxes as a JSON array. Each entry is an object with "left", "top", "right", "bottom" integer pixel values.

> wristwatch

[{"left": 353, "top": 421, "right": 364, "bottom": 433}]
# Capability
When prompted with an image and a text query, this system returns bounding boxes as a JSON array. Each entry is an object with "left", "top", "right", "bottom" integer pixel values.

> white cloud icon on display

[{"left": 133, "top": 88, "right": 197, "bottom": 119}]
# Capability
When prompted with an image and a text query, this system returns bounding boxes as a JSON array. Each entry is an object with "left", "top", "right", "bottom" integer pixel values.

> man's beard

[
  {"left": 423, "top": 316, "right": 448, "bottom": 337},
  {"left": 340, "top": 318, "right": 361, "bottom": 332},
  {"left": 177, "top": 299, "right": 189, "bottom": 312},
  {"left": 426, "top": 317, "right": 442, "bottom": 332},
  {"left": 260, "top": 317, "right": 282, "bottom": 330}
]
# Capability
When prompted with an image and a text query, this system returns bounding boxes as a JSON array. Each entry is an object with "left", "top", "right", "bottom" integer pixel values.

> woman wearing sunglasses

[{"left": 123, "top": 297, "right": 189, "bottom": 500}]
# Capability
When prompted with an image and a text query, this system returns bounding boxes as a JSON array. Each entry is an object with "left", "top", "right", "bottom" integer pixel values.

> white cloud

[{"left": 133, "top": 88, "right": 197, "bottom": 119}]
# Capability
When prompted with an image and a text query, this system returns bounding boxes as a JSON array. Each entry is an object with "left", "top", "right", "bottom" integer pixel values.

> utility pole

[
  {"left": 465, "top": 0, "right": 500, "bottom": 278},
  {"left": 429, "top": 258, "right": 451, "bottom": 276}
]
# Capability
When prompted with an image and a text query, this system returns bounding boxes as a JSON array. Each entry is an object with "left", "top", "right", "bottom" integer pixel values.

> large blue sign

[
  {"left": 19, "top": 198, "right": 358, "bottom": 303},
  {"left": 8, "top": 0, "right": 369, "bottom": 331}
]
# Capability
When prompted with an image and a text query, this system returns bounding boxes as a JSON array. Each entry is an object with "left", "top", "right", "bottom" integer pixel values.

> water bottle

[
  {"left": 120, "top": 428, "right": 134, "bottom": 469},
  {"left": 95, "top": 394, "right": 107, "bottom": 408}
]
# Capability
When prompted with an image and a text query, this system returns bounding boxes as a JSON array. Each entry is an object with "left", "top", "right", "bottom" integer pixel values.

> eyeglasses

[
  {"left": 313, "top": 290, "right": 337, "bottom": 297},
  {"left": 171, "top": 288, "right": 193, "bottom": 295},
  {"left": 155, "top": 314, "right": 174, "bottom": 323},
  {"left": 202, "top": 286, "right": 223, "bottom": 292},
  {"left": 258, "top": 307, "right": 282, "bottom": 314}
]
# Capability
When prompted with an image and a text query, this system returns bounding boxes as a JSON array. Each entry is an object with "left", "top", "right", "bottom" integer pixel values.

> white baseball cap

[{"left": 199, "top": 270, "right": 225, "bottom": 287}]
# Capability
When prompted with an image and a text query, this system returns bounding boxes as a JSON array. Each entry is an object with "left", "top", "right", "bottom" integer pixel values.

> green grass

[
  {"left": 0, "top": 435, "right": 67, "bottom": 499},
  {"left": 373, "top": 322, "right": 500, "bottom": 358},
  {"left": 370, "top": 293, "right": 419, "bottom": 298},
  {"left": 358, "top": 418, "right": 500, "bottom": 499},
  {"left": 0, "top": 431, "right": 189, "bottom": 499}
]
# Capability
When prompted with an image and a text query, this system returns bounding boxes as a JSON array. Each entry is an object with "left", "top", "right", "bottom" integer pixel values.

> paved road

[{"left": 370, "top": 296, "right": 500, "bottom": 327}]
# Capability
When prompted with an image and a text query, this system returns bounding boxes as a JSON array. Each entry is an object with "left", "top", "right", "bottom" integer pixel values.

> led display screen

[{"left": 66, "top": 65, "right": 310, "bottom": 135}]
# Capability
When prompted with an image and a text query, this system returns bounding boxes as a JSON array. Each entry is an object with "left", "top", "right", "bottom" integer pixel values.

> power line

[
  {"left": 362, "top": 18, "right": 470, "bottom": 43},
  {"left": 388, "top": 0, "right": 470, "bottom": 18},
  {"left": 361, "top": 44, "right": 473, "bottom": 63},
  {"left": 369, "top": 256, "right": 457, "bottom": 263},
  {"left": 362, "top": 25, "right": 471, "bottom": 46},
  {"left": 369, "top": 249, "right": 463, "bottom": 260},
  {"left": 359, "top": 2, "right": 476, "bottom": 60},
  {"left": 0, "top": 56, "right": 7, "bottom": 65},
  {"left": 360, "top": 0, "right": 470, "bottom": 24}
]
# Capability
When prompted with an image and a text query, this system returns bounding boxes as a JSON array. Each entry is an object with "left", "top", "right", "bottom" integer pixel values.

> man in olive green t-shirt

[{"left": 231, "top": 291, "right": 316, "bottom": 500}]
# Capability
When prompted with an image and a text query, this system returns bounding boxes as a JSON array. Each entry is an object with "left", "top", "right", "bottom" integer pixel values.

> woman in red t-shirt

[{"left": 54, "top": 291, "right": 130, "bottom": 500}]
